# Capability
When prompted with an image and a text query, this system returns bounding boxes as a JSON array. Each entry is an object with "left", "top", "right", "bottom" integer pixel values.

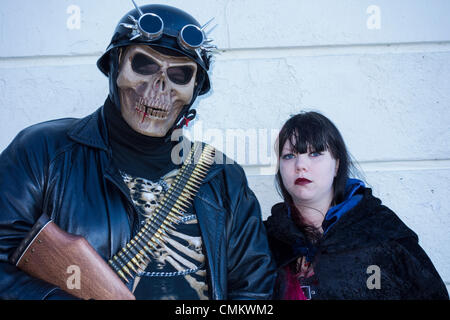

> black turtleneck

[{"left": 104, "top": 97, "right": 181, "bottom": 181}]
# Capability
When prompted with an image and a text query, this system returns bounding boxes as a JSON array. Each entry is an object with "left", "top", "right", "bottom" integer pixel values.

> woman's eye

[
  {"left": 309, "top": 151, "right": 321, "bottom": 157},
  {"left": 131, "top": 54, "right": 160, "bottom": 75},
  {"left": 282, "top": 153, "right": 295, "bottom": 160}
]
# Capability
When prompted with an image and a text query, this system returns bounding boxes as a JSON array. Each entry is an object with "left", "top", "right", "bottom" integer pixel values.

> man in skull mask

[{"left": 0, "top": 4, "right": 276, "bottom": 300}]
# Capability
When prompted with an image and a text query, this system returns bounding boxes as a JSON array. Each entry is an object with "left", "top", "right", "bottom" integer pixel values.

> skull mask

[{"left": 117, "top": 45, "right": 198, "bottom": 137}]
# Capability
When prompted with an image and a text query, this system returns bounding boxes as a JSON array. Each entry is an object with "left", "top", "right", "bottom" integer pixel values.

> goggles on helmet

[{"left": 121, "top": 0, "right": 215, "bottom": 53}]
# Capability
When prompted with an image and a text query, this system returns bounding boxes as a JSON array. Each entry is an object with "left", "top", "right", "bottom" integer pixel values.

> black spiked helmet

[
  {"left": 98, "top": 3, "right": 213, "bottom": 95},
  {"left": 97, "top": 3, "right": 216, "bottom": 131}
]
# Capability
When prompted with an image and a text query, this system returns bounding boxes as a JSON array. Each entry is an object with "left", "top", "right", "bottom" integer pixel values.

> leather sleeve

[
  {"left": 223, "top": 164, "right": 277, "bottom": 300},
  {"left": 0, "top": 127, "right": 61, "bottom": 299}
]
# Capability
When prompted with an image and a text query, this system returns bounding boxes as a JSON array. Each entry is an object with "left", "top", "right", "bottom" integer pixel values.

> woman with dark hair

[{"left": 264, "top": 111, "right": 448, "bottom": 300}]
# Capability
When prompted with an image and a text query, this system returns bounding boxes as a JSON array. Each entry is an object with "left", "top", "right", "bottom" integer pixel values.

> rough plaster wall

[{"left": 0, "top": 0, "right": 449, "bottom": 293}]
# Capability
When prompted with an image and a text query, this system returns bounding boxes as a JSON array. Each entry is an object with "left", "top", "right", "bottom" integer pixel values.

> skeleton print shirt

[{"left": 121, "top": 170, "right": 209, "bottom": 300}]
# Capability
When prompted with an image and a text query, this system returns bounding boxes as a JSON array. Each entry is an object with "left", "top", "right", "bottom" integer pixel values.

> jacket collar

[
  {"left": 66, "top": 103, "right": 225, "bottom": 183},
  {"left": 67, "top": 106, "right": 110, "bottom": 152}
]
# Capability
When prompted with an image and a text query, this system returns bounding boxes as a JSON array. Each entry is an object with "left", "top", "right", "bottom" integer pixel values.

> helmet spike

[
  {"left": 204, "top": 23, "right": 218, "bottom": 36},
  {"left": 128, "top": 14, "right": 138, "bottom": 24},
  {"left": 131, "top": 0, "right": 144, "bottom": 17},
  {"left": 201, "top": 17, "right": 215, "bottom": 30},
  {"left": 130, "top": 33, "right": 141, "bottom": 41},
  {"left": 120, "top": 23, "right": 136, "bottom": 30}
]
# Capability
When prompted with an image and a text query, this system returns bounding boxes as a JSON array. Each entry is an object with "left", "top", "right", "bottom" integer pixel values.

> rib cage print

[{"left": 122, "top": 170, "right": 209, "bottom": 300}]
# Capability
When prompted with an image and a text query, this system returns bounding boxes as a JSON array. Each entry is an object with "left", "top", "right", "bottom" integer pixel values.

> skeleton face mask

[{"left": 117, "top": 45, "right": 198, "bottom": 137}]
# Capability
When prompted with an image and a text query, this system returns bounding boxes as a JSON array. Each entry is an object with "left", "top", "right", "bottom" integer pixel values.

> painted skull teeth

[{"left": 135, "top": 97, "right": 170, "bottom": 120}]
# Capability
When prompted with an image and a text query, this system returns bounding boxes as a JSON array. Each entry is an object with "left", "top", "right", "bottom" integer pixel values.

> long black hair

[{"left": 275, "top": 111, "right": 353, "bottom": 208}]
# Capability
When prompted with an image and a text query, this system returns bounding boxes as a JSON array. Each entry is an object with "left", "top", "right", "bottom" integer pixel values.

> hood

[
  {"left": 320, "top": 187, "right": 418, "bottom": 254},
  {"left": 322, "top": 178, "right": 365, "bottom": 234}
]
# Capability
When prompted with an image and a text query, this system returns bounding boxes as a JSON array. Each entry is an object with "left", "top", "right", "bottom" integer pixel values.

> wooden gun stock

[{"left": 13, "top": 219, "right": 135, "bottom": 300}]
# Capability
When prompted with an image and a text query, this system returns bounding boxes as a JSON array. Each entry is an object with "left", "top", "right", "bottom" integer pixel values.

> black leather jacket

[{"left": 0, "top": 106, "right": 276, "bottom": 300}]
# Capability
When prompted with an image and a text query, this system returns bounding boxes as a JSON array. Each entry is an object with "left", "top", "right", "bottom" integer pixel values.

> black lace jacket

[{"left": 265, "top": 189, "right": 449, "bottom": 300}]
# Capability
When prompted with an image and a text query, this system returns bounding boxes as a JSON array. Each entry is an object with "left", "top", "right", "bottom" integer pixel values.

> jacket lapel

[{"left": 194, "top": 184, "right": 226, "bottom": 299}]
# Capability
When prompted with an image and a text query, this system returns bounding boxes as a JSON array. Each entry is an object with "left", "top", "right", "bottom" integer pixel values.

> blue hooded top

[{"left": 287, "top": 178, "right": 365, "bottom": 262}]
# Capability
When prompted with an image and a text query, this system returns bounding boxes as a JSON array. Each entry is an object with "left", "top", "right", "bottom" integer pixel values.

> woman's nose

[{"left": 295, "top": 154, "right": 308, "bottom": 172}]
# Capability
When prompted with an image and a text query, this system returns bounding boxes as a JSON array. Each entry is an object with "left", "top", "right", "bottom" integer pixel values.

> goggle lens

[
  {"left": 179, "top": 25, "right": 204, "bottom": 49},
  {"left": 138, "top": 13, "right": 164, "bottom": 40},
  {"left": 130, "top": 12, "right": 205, "bottom": 51}
]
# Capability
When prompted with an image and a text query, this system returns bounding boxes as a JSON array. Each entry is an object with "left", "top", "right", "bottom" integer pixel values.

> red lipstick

[{"left": 295, "top": 178, "right": 312, "bottom": 186}]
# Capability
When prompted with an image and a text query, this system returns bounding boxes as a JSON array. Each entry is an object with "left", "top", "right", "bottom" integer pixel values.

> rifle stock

[{"left": 12, "top": 217, "right": 135, "bottom": 300}]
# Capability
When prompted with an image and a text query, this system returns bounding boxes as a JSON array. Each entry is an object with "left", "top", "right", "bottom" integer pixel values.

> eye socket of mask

[
  {"left": 167, "top": 66, "right": 194, "bottom": 85},
  {"left": 131, "top": 53, "right": 160, "bottom": 75},
  {"left": 131, "top": 53, "right": 195, "bottom": 85}
]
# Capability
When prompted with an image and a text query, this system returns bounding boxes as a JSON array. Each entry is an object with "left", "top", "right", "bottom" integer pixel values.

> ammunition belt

[
  {"left": 108, "top": 142, "right": 215, "bottom": 283},
  {"left": 137, "top": 263, "right": 205, "bottom": 278}
]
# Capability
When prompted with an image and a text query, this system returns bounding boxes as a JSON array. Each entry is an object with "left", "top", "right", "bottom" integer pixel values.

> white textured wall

[{"left": 1, "top": 0, "right": 449, "bottom": 293}]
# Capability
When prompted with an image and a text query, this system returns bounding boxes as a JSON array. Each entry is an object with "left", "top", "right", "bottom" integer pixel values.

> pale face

[
  {"left": 116, "top": 45, "right": 198, "bottom": 137},
  {"left": 279, "top": 139, "right": 339, "bottom": 210}
]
